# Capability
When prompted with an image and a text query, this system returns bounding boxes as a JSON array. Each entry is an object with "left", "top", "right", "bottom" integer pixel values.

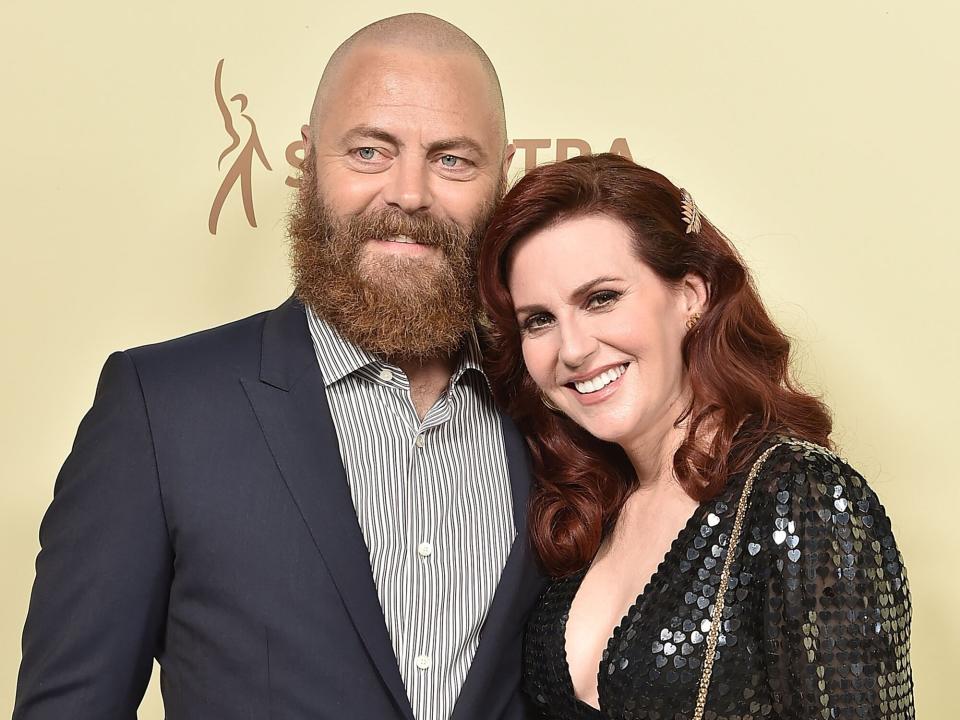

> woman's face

[{"left": 507, "top": 214, "right": 706, "bottom": 449}]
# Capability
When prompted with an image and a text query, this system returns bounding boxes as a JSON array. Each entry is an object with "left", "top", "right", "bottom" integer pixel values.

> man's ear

[
  {"left": 301, "top": 123, "right": 311, "bottom": 145},
  {"left": 501, "top": 143, "right": 516, "bottom": 178}
]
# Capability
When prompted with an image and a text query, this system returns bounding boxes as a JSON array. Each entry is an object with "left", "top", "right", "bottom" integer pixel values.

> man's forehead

[
  {"left": 315, "top": 44, "right": 498, "bottom": 124},
  {"left": 335, "top": 44, "right": 488, "bottom": 97}
]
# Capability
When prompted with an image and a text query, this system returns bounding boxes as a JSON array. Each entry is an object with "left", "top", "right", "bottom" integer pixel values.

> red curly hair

[{"left": 478, "top": 153, "right": 832, "bottom": 578}]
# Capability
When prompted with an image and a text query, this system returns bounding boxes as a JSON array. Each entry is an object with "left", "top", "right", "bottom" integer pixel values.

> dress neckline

[{"left": 560, "top": 477, "right": 741, "bottom": 714}]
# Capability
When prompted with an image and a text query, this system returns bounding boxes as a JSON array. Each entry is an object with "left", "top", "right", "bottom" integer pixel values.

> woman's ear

[{"left": 681, "top": 273, "right": 710, "bottom": 315}]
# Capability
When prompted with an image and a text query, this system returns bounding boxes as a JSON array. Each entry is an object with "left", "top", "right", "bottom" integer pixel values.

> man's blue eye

[
  {"left": 440, "top": 155, "right": 459, "bottom": 167},
  {"left": 357, "top": 148, "right": 376, "bottom": 160}
]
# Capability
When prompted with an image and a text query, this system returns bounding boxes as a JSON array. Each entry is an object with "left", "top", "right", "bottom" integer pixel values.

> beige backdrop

[{"left": 2, "top": 1, "right": 956, "bottom": 717}]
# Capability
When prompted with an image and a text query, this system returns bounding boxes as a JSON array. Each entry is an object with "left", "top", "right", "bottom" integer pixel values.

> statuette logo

[{"left": 208, "top": 59, "right": 272, "bottom": 235}]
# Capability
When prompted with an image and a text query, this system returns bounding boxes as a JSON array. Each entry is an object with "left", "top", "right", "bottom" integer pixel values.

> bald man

[{"left": 14, "top": 14, "right": 544, "bottom": 720}]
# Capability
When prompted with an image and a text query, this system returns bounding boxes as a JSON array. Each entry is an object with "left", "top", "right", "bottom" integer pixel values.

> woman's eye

[
  {"left": 356, "top": 147, "right": 378, "bottom": 160},
  {"left": 587, "top": 290, "right": 620, "bottom": 309},
  {"left": 522, "top": 314, "right": 554, "bottom": 333}
]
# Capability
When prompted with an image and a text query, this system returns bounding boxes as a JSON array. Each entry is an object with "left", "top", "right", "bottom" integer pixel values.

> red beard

[{"left": 288, "top": 150, "right": 501, "bottom": 360}]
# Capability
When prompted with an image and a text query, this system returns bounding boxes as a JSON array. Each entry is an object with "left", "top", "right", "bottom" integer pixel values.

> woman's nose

[{"left": 557, "top": 319, "right": 599, "bottom": 369}]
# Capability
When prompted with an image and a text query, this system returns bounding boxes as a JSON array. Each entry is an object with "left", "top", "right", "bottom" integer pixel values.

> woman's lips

[{"left": 564, "top": 363, "right": 629, "bottom": 407}]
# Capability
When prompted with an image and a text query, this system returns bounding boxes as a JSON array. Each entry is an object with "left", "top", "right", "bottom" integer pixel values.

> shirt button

[
  {"left": 417, "top": 541, "right": 433, "bottom": 558},
  {"left": 415, "top": 434, "right": 425, "bottom": 448},
  {"left": 378, "top": 368, "right": 394, "bottom": 382},
  {"left": 415, "top": 654, "right": 432, "bottom": 670}
]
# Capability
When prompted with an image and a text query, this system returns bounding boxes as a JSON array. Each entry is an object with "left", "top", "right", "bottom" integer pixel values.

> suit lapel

[
  {"left": 452, "top": 413, "right": 547, "bottom": 720},
  {"left": 241, "top": 298, "right": 414, "bottom": 720}
]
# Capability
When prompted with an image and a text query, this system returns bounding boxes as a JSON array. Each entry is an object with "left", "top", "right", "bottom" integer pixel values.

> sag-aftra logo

[{"left": 208, "top": 60, "right": 635, "bottom": 235}]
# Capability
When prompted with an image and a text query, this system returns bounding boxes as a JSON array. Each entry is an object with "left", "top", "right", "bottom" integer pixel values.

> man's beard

[{"left": 288, "top": 153, "right": 503, "bottom": 361}]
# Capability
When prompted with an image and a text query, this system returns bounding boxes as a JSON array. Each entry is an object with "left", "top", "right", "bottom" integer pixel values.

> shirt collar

[
  {"left": 306, "top": 305, "right": 489, "bottom": 389},
  {"left": 452, "top": 327, "right": 487, "bottom": 388},
  {"left": 306, "top": 306, "right": 379, "bottom": 386}
]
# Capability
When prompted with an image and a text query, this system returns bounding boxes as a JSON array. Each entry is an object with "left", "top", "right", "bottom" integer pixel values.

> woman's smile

[{"left": 562, "top": 362, "right": 630, "bottom": 406}]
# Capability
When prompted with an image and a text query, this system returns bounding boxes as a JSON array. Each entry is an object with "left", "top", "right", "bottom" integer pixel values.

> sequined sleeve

[{"left": 760, "top": 441, "right": 914, "bottom": 719}]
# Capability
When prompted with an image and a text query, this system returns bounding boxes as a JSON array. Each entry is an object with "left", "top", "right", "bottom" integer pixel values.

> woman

[{"left": 478, "top": 154, "right": 913, "bottom": 719}]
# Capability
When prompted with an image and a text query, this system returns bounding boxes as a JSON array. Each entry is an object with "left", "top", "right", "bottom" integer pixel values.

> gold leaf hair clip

[{"left": 680, "top": 189, "right": 702, "bottom": 235}]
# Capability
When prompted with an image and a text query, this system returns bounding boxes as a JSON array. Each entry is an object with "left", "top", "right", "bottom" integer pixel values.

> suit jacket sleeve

[{"left": 14, "top": 351, "right": 174, "bottom": 720}]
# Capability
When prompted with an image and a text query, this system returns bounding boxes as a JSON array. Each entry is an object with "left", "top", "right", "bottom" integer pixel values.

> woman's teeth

[{"left": 573, "top": 364, "right": 627, "bottom": 394}]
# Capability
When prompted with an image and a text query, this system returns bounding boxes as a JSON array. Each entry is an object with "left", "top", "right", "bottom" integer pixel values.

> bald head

[{"left": 307, "top": 13, "right": 507, "bottom": 144}]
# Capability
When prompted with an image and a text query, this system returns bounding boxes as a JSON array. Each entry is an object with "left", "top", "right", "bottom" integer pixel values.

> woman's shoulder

[
  {"left": 757, "top": 435, "right": 868, "bottom": 496},
  {"left": 749, "top": 434, "right": 899, "bottom": 544}
]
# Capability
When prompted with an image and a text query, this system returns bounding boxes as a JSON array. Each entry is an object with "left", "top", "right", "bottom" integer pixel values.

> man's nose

[
  {"left": 558, "top": 318, "right": 599, "bottom": 370},
  {"left": 382, "top": 156, "right": 433, "bottom": 214}
]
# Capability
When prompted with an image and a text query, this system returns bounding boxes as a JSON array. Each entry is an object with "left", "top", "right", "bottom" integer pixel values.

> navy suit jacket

[{"left": 15, "top": 297, "right": 545, "bottom": 720}]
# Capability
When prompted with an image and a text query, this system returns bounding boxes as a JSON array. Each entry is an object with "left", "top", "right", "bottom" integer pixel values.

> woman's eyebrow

[
  {"left": 514, "top": 302, "right": 546, "bottom": 318},
  {"left": 570, "top": 276, "right": 623, "bottom": 300}
]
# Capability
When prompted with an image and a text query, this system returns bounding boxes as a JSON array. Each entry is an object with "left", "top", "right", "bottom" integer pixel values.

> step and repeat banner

[{"left": 1, "top": 1, "right": 956, "bottom": 716}]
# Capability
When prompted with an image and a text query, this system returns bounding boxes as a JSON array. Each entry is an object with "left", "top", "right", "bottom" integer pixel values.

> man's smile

[{"left": 367, "top": 235, "right": 440, "bottom": 256}]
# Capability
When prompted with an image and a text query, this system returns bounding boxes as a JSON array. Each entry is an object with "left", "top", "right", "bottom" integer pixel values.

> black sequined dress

[{"left": 524, "top": 437, "right": 914, "bottom": 719}]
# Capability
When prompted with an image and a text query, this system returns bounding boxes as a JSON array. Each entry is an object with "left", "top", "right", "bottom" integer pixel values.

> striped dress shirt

[{"left": 306, "top": 308, "right": 516, "bottom": 720}]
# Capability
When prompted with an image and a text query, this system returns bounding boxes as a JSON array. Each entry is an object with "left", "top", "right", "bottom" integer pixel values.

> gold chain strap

[{"left": 692, "top": 442, "right": 782, "bottom": 720}]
